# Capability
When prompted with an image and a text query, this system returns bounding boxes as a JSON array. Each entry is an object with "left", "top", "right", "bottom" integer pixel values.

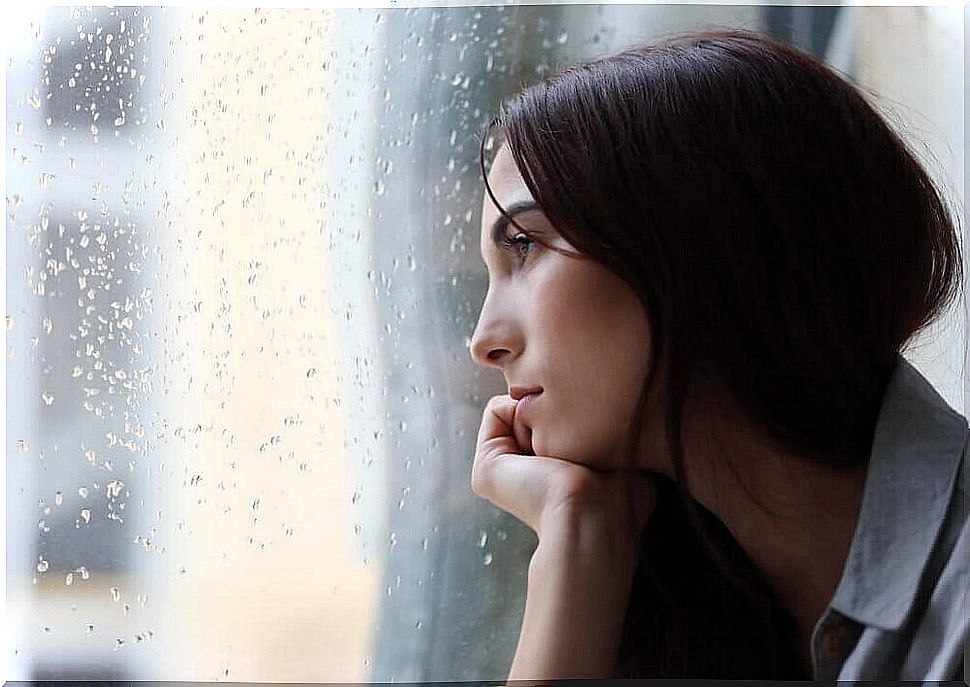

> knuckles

[
  {"left": 470, "top": 449, "right": 499, "bottom": 499},
  {"left": 484, "top": 393, "right": 512, "bottom": 412}
]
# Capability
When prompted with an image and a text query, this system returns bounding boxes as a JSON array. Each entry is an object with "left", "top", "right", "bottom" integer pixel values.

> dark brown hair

[{"left": 478, "top": 28, "right": 963, "bottom": 677}]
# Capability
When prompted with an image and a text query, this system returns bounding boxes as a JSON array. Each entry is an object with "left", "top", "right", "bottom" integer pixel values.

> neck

[
  {"left": 688, "top": 428, "right": 869, "bottom": 667},
  {"left": 635, "top": 395, "right": 870, "bottom": 671}
]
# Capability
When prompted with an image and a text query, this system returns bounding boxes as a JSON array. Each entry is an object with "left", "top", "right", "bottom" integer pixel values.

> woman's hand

[
  {"left": 471, "top": 394, "right": 659, "bottom": 679},
  {"left": 471, "top": 393, "right": 657, "bottom": 547}
]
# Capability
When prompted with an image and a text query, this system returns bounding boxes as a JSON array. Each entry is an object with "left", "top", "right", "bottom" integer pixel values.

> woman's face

[{"left": 470, "top": 144, "right": 655, "bottom": 471}]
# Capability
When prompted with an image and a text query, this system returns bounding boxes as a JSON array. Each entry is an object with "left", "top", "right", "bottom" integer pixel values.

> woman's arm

[
  {"left": 470, "top": 395, "right": 656, "bottom": 680},
  {"left": 508, "top": 509, "right": 642, "bottom": 680}
]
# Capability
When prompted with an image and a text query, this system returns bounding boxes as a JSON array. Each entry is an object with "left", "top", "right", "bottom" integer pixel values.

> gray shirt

[{"left": 810, "top": 354, "right": 969, "bottom": 681}]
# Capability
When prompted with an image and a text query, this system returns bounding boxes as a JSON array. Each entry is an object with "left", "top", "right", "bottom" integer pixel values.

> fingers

[
  {"left": 470, "top": 394, "right": 659, "bottom": 537},
  {"left": 472, "top": 394, "right": 549, "bottom": 531},
  {"left": 472, "top": 450, "right": 555, "bottom": 532},
  {"left": 474, "top": 394, "right": 520, "bottom": 461},
  {"left": 512, "top": 411, "right": 534, "bottom": 456}
]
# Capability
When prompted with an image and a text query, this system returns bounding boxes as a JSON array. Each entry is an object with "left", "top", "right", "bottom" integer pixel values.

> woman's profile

[{"left": 467, "top": 28, "right": 967, "bottom": 680}]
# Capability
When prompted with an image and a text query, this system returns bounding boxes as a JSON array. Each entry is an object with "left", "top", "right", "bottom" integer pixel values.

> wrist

[
  {"left": 514, "top": 528, "right": 638, "bottom": 680},
  {"left": 527, "top": 516, "right": 641, "bottom": 614},
  {"left": 536, "top": 501, "right": 642, "bottom": 571}
]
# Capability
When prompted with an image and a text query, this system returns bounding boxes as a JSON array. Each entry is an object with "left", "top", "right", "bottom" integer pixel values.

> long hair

[{"left": 478, "top": 28, "right": 963, "bottom": 677}]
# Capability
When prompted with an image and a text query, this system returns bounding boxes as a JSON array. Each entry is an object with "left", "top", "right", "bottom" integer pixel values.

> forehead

[{"left": 483, "top": 146, "right": 532, "bottom": 205}]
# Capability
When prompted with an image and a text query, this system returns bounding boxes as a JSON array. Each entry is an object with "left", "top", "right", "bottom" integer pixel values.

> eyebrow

[{"left": 488, "top": 199, "right": 541, "bottom": 248}]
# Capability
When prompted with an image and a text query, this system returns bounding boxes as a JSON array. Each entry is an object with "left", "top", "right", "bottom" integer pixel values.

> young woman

[{"left": 468, "top": 29, "right": 967, "bottom": 680}]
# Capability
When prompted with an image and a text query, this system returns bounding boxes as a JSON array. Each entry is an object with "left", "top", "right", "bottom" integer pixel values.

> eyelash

[{"left": 501, "top": 231, "right": 537, "bottom": 264}]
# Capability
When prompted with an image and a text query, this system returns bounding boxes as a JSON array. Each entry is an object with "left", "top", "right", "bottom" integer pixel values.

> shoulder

[{"left": 833, "top": 356, "right": 968, "bottom": 680}]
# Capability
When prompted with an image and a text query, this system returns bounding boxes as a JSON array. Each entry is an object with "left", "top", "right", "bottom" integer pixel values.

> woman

[{"left": 468, "top": 29, "right": 967, "bottom": 680}]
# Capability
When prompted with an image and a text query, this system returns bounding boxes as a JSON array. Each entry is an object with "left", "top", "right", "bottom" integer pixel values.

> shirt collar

[{"left": 830, "top": 353, "right": 968, "bottom": 630}]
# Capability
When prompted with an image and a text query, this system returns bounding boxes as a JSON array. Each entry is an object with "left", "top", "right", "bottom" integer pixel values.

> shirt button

[{"left": 820, "top": 622, "right": 857, "bottom": 659}]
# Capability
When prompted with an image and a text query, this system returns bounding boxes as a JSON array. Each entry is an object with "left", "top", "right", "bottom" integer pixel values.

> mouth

[{"left": 510, "top": 385, "right": 543, "bottom": 401}]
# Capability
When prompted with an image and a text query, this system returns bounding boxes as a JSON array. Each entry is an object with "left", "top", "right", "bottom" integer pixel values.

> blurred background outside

[{"left": 5, "top": 3, "right": 966, "bottom": 682}]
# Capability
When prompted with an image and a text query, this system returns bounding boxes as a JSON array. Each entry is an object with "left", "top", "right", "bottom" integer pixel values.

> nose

[{"left": 469, "top": 291, "right": 518, "bottom": 369}]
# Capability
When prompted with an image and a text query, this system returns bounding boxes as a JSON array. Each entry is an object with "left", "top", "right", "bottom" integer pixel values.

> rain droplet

[
  {"left": 110, "top": 586, "right": 120, "bottom": 602},
  {"left": 66, "top": 573, "right": 74, "bottom": 586},
  {"left": 54, "top": 491, "right": 63, "bottom": 506},
  {"left": 483, "top": 552, "right": 493, "bottom": 566},
  {"left": 478, "top": 530, "right": 488, "bottom": 548},
  {"left": 80, "top": 508, "right": 91, "bottom": 524},
  {"left": 78, "top": 486, "right": 88, "bottom": 498},
  {"left": 86, "top": 624, "right": 95, "bottom": 634}
]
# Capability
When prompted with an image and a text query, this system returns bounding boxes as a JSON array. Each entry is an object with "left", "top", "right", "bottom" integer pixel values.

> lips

[{"left": 509, "top": 386, "right": 543, "bottom": 401}]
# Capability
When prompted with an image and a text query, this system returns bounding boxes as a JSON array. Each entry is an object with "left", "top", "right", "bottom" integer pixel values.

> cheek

[{"left": 537, "top": 286, "right": 650, "bottom": 467}]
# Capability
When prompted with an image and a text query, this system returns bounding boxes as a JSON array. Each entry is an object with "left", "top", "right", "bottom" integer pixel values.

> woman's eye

[{"left": 501, "top": 232, "right": 536, "bottom": 264}]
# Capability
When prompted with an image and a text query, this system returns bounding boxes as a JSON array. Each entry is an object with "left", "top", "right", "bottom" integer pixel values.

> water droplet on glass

[
  {"left": 54, "top": 491, "right": 63, "bottom": 506},
  {"left": 86, "top": 624, "right": 94, "bottom": 634},
  {"left": 80, "top": 508, "right": 91, "bottom": 524},
  {"left": 66, "top": 573, "right": 74, "bottom": 586},
  {"left": 110, "top": 586, "right": 120, "bottom": 602},
  {"left": 557, "top": 29, "right": 568, "bottom": 44},
  {"left": 78, "top": 486, "right": 88, "bottom": 498},
  {"left": 478, "top": 530, "right": 487, "bottom": 548},
  {"left": 483, "top": 552, "right": 493, "bottom": 565}
]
